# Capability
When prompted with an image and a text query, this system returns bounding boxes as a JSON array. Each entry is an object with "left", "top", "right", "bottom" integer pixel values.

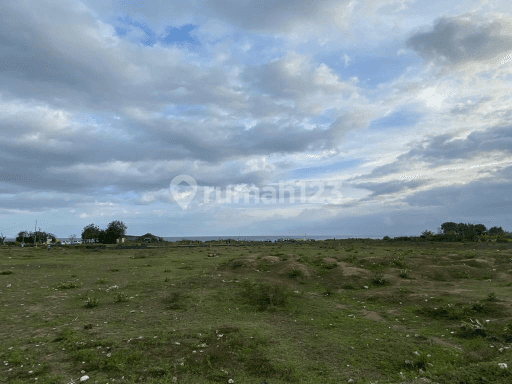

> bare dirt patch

[
  {"left": 337, "top": 261, "right": 371, "bottom": 277},
  {"left": 261, "top": 256, "right": 280, "bottom": 263},
  {"left": 360, "top": 309, "right": 383, "bottom": 321}
]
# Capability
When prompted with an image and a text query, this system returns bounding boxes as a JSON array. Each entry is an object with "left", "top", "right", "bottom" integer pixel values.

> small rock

[{"left": 80, "top": 375, "right": 89, "bottom": 382}]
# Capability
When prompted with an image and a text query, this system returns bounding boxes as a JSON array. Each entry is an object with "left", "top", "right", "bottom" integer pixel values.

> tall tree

[
  {"left": 488, "top": 226, "right": 505, "bottom": 236},
  {"left": 81, "top": 224, "right": 100, "bottom": 243},
  {"left": 441, "top": 222, "right": 458, "bottom": 235},
  {"left": 104, "top": 221, "right": 127, "bottom": 244}
]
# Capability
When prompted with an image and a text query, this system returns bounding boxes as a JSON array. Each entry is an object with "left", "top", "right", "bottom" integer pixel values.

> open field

[{"left": 1, "top": 240, "right": 512, "bottom": 383}]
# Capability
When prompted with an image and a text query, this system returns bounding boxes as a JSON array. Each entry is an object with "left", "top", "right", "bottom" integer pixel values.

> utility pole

[{"left": 34, "top": 220, "right": 37, "bottom": 247}]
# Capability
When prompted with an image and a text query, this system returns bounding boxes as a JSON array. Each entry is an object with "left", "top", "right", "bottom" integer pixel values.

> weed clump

[
  {"left": 399, "top": 269, "right": 409, "bottom": 278},
  {"left": 342, "top": 282, "right": 356, "bottom": 290},
  {"left": 371, "top": 273, "right": 389, "bottom": 286},
  {"left": 114, "top": 292, "right": 129, "bottom": 303},
  {"left": 487, "top": 292, "right": 498, "bottom": 302},
  {"left": 85, "top": 297, "right": 98, "bottom": 308},
  {"left": 288, "top": 267, "right": 302, "bottom": 279},
  {"left": 391, "top": 256, "right": 407, "bottom": 268},
  {"left": 58, "top": 281, "right": 79, "bottom": 289},
  {"left": 459, "top": 318, "right": 487, "bottom": 338},
  {"left": 0, "top": 270, "right": 13, "bottom": 275}
]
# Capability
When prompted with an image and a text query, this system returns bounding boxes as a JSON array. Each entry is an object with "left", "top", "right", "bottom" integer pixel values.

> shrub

[
  {"left": 58, "top": 281, "right": 79, "bottom": 289},
  {"left": 0, "top": 270, "right": 13, "bottom": 275},
  {"left": 114, "top": 292, "right": 129, "bottom": 303},
  {"left": 371, "top": 273, "right": 389, "bottom": 286},
  {"left": 288, "top": 267, "right": 302, "bottom": 279},
  {"left": 459, "top": 318, "right": 487, "bottom": 338},
  {"left": 85, "top": 297, "right": 98, "bottom": 308},
  {"left": 324, "top": 262, "right": 337, "bottom": 269},
  {"left": 391, "top": 256, "right": 407, "bottom": 268},
  {"left": 399, "top": 269, "right": 409, "bottom": 278}
]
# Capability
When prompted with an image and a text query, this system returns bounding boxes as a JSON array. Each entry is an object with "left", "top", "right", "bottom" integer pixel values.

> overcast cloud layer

[{"left": 1, "top": 0, "right": 511, "bottom": 238}]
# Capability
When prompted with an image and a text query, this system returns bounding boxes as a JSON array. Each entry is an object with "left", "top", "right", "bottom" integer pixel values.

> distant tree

[
  {"left": 97, "top": 229, "right": 107, "bottom": 244},
  {"left": 104, "top": 221, "right": 127, "bottom": 244},
  {"left": 473, "top": 224, "right": 487, "bottom": 236},
  {"left": 16, "top": 230, "right": 55, "bottom": 244},
  {"left": 69, "top": 234, "right": 77, "bottom": 243},
  {"left": 0, "top": 233, "right": 5, "bottom": 245},
  {"left": 16, "top": 231, "right": 28, "bottom": 243},
  {"left": 441, "top": 222, "right": 458, "bottom": 235},
  {"left": 488, "top": 226, "right": 505, "bottom": 236},
  {"left": 81, "top": 224, "right": 100, "bottom": 243},
  {"left": 421, "top": 230, "right": 433, "bottom": 239}
]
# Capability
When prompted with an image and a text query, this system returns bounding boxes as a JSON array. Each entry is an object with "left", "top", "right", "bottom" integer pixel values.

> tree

[
  {"left": 421, "top": 230, "right": 434, "bottom": 238},
  {"left": 16, "top": 230, "right": 55, "bottom": 244},
  {"left": 69, "top": 234, "right": 78, "bottom": 243},
  {"left": 0, "top": 233, "right": 5, "bottom": 245},
  {"left": 489, "top": 226, "right": 505, "bottom": 236},
  {"left": 97, "top": 229, "right": 107, "bottom": 244},
  {"left": 81, "top": 224, "right": 100, "bottom": 243},
  {"left": 104, "top": 221, "right": 127, "bottom": 244},
  {"left": 441, "top": 222, "right": 458, "bottom": 235}
]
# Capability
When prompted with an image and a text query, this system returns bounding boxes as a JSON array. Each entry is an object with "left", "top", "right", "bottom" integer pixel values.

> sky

[{"left": 1, "top": 0, "right": 511, "bottom": 238}]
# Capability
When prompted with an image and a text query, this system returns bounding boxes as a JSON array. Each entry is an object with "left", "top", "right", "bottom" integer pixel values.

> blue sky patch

[
  {"left": 369, "top": 109, "right": 421, "bottom": 131},
  {"left": 160, "top": 24, "right": 200, "bottom": 47},
  {"left": 289, "top": 159, "right": 362, "bottom": 179}
]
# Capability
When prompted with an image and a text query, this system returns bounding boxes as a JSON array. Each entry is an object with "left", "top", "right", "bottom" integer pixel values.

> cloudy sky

[{"left": 1, "top": 0, "right": 511, "bottom": 238}]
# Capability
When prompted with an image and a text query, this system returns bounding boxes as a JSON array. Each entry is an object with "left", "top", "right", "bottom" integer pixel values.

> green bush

[
  {"left": 459, "top": 318, "right": 487, "bottom": 338},
  {"left": 114, "top": 292, "right": 130, "bottom": 303},
  {"left": 371, "top": 273, "right": 389, "bottom": 286},
  {"left": 391, "top": 256, "right": 407, "bottom": 268},
  {"left": 85, "top": 297, "right": 99, "bottom": 308},
  {"left": 58, "top": 281, "right": 79, "bottom": 289}
]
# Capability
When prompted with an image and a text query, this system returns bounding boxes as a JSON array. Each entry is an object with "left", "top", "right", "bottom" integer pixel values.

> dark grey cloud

[
  {"left": 406, "top": 16, "right": 512, "bottom": 66},
  {"left": 347, "top": 124, "right": 512, "bottom": 186},
  {"left": 405, "top": 125, "right": 512, "bottom": 163}
]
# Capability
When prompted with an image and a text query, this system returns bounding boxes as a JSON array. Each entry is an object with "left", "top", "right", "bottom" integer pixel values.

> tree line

[
  {"left": 15, "top": 230, "right": 56, "bottom": 244},
  {"left": 81, "top": 221, "right": 127, "bottom": 244},
  {"left": 419, "top": 222, "right": 508, "bottom": 242}
]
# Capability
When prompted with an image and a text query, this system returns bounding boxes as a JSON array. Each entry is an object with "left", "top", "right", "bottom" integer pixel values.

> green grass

[{"left": 0, "top": 240, "right": 511, "bottom": 383}]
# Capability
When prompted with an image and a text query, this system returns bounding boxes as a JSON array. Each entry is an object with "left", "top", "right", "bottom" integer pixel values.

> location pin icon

[{"left": 170, "top": 175, "right": 197, "bottom": 210}]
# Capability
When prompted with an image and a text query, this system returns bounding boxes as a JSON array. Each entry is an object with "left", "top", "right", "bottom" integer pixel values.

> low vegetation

[{"left": 0, "top": 239, "right": 511, "bottom": 383}]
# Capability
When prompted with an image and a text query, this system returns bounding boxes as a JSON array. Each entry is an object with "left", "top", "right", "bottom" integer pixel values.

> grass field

[{"left": 1, "top": 240, "right": 511, "bottom": 383}]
